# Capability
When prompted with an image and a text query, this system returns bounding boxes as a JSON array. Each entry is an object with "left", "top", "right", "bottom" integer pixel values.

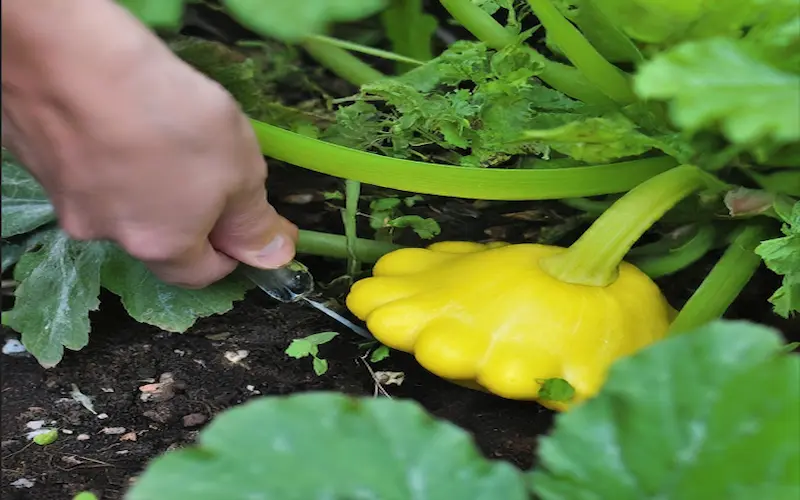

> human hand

[{"left": 1, "top": 0, "right": 297, "bottom": 288}]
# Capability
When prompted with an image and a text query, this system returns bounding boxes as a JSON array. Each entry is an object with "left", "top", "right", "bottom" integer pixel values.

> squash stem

[
  {"left": 525, "top": 0, "right": 635, "bottom": 104},
  {"left": 438, "top": 0, "right": 613, "bottom": 106},
  {"left": 541, "top": 165, "right": 725, "bottom": 286},
  {"left": 251, "top": 119, "right": 677, "bottom": 199},
  {"left": 631, "top": 224, "right": 716, "bottom": 279},
  {"left": 301, "top": 39, "right": 385, "bottom": 87},
  {"left": 668, "top": 225, "right": 768, "bottom": 334},
  {"left": 296, "top": 230, "right": 401, "bottom": 263},
  {"left": 343, "top": 180, "right": 362, "bottom": 275}
]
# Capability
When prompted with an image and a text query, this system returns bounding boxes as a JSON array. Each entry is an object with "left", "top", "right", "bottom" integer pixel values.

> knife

[{"left": 241, "top": 260, "right": 373, "bottom": 340}]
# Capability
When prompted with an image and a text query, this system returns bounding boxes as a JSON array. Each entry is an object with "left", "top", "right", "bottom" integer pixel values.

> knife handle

[{"left": 242, "top": 260, "right": 314, "bottom": 303}]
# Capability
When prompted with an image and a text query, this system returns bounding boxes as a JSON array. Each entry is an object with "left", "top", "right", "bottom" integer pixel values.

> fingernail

[{"left": 255, "top": 233, "right": 292, "bottom": 268}]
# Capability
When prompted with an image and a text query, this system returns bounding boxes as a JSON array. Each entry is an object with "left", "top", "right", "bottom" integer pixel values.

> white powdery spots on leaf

[{"left": 8, "top": 230, "right": 105, "bottom": 367}]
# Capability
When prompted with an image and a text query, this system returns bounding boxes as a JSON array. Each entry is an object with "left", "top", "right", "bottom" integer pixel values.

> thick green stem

[
  {"left": 343, "top": 180, "right": 361, "bottom": 275},
  {"left": 301, "top": 39, "right": 385, "bottom": 87},
  {"left": 526, "top": 0, "right": 635, "bottom": 104},
  {"left": 380, "top": 0, "right": 435, "bottom": 73},
  {"left": 631, "top": 225, "right": 716, "bottom": 279},
  {"left": 541, "top": 165, "right": 724, "bottom": 286},
  {"left": 438, "top": 0, "right": 613, "bottom": 106},
  {"left": 251, "top": 119, "right": 677, "bottom": 199},
  {"left": 296, "top": 230, "right": 401, "bottom": 263},
  {"left": 669, "top": 225, "right": 768, "bottom": 334}
]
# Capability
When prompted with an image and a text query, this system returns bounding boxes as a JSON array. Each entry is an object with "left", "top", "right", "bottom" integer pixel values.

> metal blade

[
  {"left": 241, "top": 261, "right": 314, "bottom": 303},
  {"left": 302, "top": 297, "right": 373, "bottom": 340},
  {"left": 242, "top": 261, "right": 373, "bottom": 339}
]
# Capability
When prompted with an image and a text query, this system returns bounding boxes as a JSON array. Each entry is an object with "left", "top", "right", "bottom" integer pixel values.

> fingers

[
  {"left": 140, "top": 239, "right": 240, "bottom": 289},
  {"left": 209, "top": 186, "right": 298, "bottom": 270}
]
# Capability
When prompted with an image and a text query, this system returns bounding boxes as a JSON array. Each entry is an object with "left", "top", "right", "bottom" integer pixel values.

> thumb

[{"left": 210, "top": 189, "right": 298, "bottom": 269}]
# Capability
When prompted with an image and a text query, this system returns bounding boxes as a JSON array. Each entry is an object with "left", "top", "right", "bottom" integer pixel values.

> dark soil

[{"left": 3, "top": 163, "right": 797, "bottom": 500}]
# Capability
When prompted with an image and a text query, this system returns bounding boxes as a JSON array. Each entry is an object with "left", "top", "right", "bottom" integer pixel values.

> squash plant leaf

[
  {"left": 1, "top": 150, "right": 56, "bottom": 238},
  {"left": 517, "top": 114, "right": 661, "bottom": 164},
  {"left": 5, "top": 229, "right": 107, "bottom": 367},
  {"left": 530, "top": 320, "right": 800, "bottom": 499},
  {"left": 126, "top": 393, "right": 529, "bottom": 500},
  {"left": 1, "top": 164, "right": 252, "bottom": 367},
  {"left": 634, "top": 38, "right": 800, "bottom": 146},
  {"left": 117, "top": 0, "right": 186, "bottom": 30},
  {"left": 755, "top": 200, "right": 800, "bottom": 317},
  {"left": 221, "top": 0, "right": 388, "bottom": 43},
  {"left": 101, "top": 247, "right": 251, "bottom": 332}
]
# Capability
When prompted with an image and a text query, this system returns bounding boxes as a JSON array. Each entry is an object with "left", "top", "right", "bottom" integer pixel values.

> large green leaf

[
  {"left": 117, "top": 0, "right": 186, "bottom": 30},
  {"left": 1, "top": 150, "right": 56, "bottom": 238},
  {"left": 221, "top": 0, "right": 388, "bottom": 43},
  {"left": 1, "top": 157, "right": 253, "bottom": 367},
  {"left": 126, "top": 393, "right": 528, "bottom": 500},
  {"left": 101, "top": 247, "right": 251, "bottom": 332},
  {"left": 530, "top": 320, "right": 800, "bottom": 499},
  {"left": 591, "top": 0, "right": 762, "bottom": 45},
  {"left": 634, "top": 38, "right": 800, "bottom": 145},
  {"left": 755, "top": 200, "right": 800, "bottom": 317},
  {"left": 518, "top": 114, "right": 660, "bottom": 163},
  {"left": 5, "top": 230, "right": 107, "bottom": 367}
]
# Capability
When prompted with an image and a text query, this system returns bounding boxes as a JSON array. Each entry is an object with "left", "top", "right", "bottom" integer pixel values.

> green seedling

[{"left": 285, "top": 332, "right": 340, "bottom": 375}]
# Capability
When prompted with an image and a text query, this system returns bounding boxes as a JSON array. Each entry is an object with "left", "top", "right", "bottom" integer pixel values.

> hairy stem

[
  {"left": 438, "top": 0, "right": 613, "bottom": 106},
  {"left": 343, "top": 180, "right": 362, "bottom": 275},
  {"left": 296, "top": 230, "right": 402, "bottom": 263},
  {"left": 631, "top": 225, "right": 716, "bottom": 279},
  {"left": 301, "top": 39, "right": 385, "bottom": 87},
  {"left": 541, "top": 165, "right": 725, "bottom": 286},
  {"left": 306, "top": 34, "right": 425, "bottom": 67},
  {"left": 669, "top": 225, "right": 768, "bottom": 334},
  {"left": 526, "top": 0, "right": 635, "bottom": 104},
  {"left": 251, "top": 119, "right": 677, "bottom": 199}
]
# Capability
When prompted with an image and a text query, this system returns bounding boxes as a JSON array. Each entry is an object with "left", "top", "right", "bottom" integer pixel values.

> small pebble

[
  {"left": 182, "top": 413, "right": 207, "bottom": 428},
  {"left": 76, "top": 434, "right": 90, "bottom": 441},
  {"left": 10, "top": 478, "right": 35, "bottom": 489},
  {"left": 101, "top": 427, "right": 127, "bottom": 435},
  {"left": 3, "top": 339, "right": 27, "bottom": 355},
  {"left": 97, "top": 413, "right": 109, "bottom": 420},
  {"left": 224, "top": 350, "right": 249, "bottom": 364},
  {"left": 120, "top": 432, "right": 137, "bottom": 442}
]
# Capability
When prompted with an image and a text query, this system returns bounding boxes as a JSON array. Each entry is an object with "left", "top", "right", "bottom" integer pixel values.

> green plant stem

[
  {"left": 306, "top": 34, "right": 425, "bottom": 67},
  {"left": 380, "top": 0, "right": 435, "bottom": 73},
  {"left": 561, "top": 196, "right": 615, "bottom": 214},
  {"left": 525, "top": 0, "right": 635, "bottom": 104},
  {"left": 438, "top": 0, "right": 613, "bottom": 106},
  {"left": 343, "top": 180, "right": 361, "bottom": 275},
  {"left": 541, "top": 165, "right": 724, "bottom": 286},
  {"left": 301, "top": 39, "right": 385, "bottom": 87},
  {"left": 251, "top": 119, "right": 678, "bottom": 199},
  {"left": 669, "top": 225, "right": 768, "bottom": 334},
  {"left": 631, "top": 225, "right": 716, "bottom": 279},
  {"left": 296, "top": 230, "right": 401, "bottom": 263}
]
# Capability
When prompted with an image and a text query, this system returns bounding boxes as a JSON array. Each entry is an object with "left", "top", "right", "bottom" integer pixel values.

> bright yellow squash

[{"left": 346, "top": 240, "right": 674, "bottom": 411}]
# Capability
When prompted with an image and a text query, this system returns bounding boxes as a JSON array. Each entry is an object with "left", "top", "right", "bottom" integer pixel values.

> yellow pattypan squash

[{"left": 346, "top": 241, "right": 674, "bottom": 411}]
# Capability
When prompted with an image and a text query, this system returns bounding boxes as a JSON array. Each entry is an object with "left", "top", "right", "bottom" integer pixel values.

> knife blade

[{"left": 241, "top": 261, "right": 373, "bottom": 340}]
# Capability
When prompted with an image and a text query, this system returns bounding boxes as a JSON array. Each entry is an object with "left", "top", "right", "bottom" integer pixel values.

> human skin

[{"left": 1, "top": 0, "right": 297, "bottom": 288}]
